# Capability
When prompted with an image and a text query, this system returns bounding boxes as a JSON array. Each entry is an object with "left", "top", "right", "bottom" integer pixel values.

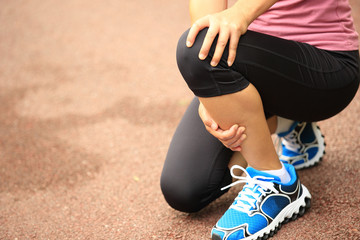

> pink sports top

[{"left": 248, "top": 0, "right": 359, "bottom": 51}]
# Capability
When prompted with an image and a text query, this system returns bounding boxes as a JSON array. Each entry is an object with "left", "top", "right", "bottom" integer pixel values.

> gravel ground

[{"left": 0, "top": 0, "right": 359, "bottom": 239}]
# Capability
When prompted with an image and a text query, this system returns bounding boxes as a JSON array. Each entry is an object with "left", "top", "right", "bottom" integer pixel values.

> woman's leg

[
  {"left": 175, "top": 29, "right": 358, "bottom": 240},
  {"left": 176, "top": 28, "right": 359, "bottom": 176},
  {"left": 267, "top": 116, "right": 278, "bottom": 134},
  {"left": 164, "top": 27, "right": 359, "bottom": 211},
  {"left": 161, "top": 98, "right": 280, "bottom": 213},
  {"left": 160, "top": 97, "right": 233, "bottom": 213},
  {"left": 199, "top": 84, "right": 281, "bottom": 171},
  {"left": 176, "top": 29, "right": 359, "bottom": 122}
]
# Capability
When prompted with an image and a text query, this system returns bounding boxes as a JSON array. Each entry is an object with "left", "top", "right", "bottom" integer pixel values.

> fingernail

[
  {"left": 210, "top": 60, "right": 217, "bottom": 67},
  {"left": 227, "top": 60, "right": 233, "bottom": 66},
  {"left": 186, "top": 41, "right": 192, "bottom": 47},
  {"left": 239, "top": 127, "right": 245, "bottom": 133},
  {"left": 199, "top": 53, "right": 206, "bottom": 60},
  {"left": 235, "top": 147, "right": 242, "bottom": 152},
  {"left": 211, "top": 122, "right": 217, "bottom": 130},
  {"left": 240, "top": 134, "right": 247, "bottom": 140}
]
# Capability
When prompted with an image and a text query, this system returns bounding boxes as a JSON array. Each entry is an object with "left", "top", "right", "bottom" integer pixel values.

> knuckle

[
  {"left": 226, "top": 131, "right": 235, "bottom": 139},
  {"left": 217, "top": 40, "right": 227, "bottom": 47},
  {"left": 233, "top": 141, "right": 241, "bottom": 147},
  {"left": 207, "top": 31, "right": 217, "bottom": 39},
  {"left": 222, "top": 136, "right": 231, "bottom": 142},
  {"left": 192, "top": 22, "right": 200, "bottom": 29},
  {"left": 221, "top": 20, "right": 230, "bottom": 27},
  {"left": 222, "top": 139, "right": 231, "bottom": 145},
  {"left": 208, "top": 14, "right": 219, "bottom": 23},
  {"left": 211, "top": 131, "right": 221, "bottom": 138},
  {"left": 229, "top": 45, "right": 237, "bottom": 51},
  {"left": 218, "top": 135, "right": 226, "bottom": 141},
  {"left": 230, "top": 22, "right": 241, "bottom": 31},
  {"left": 203, "top": 119, "right": 210, "bottom": 126},
  {"left": 235, "top": 138, "right": 243, "bottom": 146},
  {"left": 219, "top": 134, "right": 228, "bottom": 141},
  {"left": 205, "top": 126, "right": 213, "bottom": 134}
]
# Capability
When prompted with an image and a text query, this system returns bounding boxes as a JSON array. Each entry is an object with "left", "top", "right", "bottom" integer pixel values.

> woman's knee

[
  {"left": 160, "top": 172, "right": 205, "bottom": 213},
  {"left": 176, "top": 28, "right": 216, "bottom": 96},
  {"left": 176, "top": 28, "right": 209, "bottom": 69},
  {"left": 176, "top": 28, "right": 248, "bottom": 97}
]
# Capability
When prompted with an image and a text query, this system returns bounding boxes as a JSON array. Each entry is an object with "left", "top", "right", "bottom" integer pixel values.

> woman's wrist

[
  {"left": 231, "top": 0, "right": 278, "bottom": 27},
  {"left": 189, "top": 0, "right": 227, "bottom": 23},
  {"left": 225, "top": 4, "right": 251, "bottom": 34}
]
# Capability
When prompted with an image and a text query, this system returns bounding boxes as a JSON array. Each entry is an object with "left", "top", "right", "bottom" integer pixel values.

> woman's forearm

[
  {"left": 189, "top": 0, "right": 227, "bottom": 23},
  {"left": 189, "top": 0, "right": 278, "bottom": 27},
  {"left": 231, "top": 0, "right": 278, "bottom": 26}
]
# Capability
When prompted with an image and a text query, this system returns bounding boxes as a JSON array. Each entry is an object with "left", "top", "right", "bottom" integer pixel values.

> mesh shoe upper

[
  {"left": 278, "top": 122, "right": 326, "bottom": 169},
  {"left": 211, "top": 164, "right": 310, "bottom": 240}
]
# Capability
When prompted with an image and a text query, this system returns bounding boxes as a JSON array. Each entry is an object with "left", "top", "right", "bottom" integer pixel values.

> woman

[{"left": 161, "top": 0, "right": 359, "bottom": 239}]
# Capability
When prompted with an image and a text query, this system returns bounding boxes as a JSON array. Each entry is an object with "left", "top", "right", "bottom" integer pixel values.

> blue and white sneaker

[
  {"left": 211, "top": 164, "right": 311, "bottom": 240},
  {"left": 278, "top": 122, "right": 326, "bottom": 169}
]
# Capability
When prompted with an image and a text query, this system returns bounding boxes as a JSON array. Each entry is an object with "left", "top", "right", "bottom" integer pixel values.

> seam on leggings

[
  {"left": 207, "top": 66, "right": 225, "bottom": 96},
  {"left": 240, "top": 60, "right": 310, "bottom": 87},
  {"left": 296, "top": 42, "right": 319, "bottom": 87},
  {"left": 209, "top": 63, "right": 250, "bottom": 95},
  {"left": 209, "top": 71, "right": 222, "bottom": 96},
  {"left": 240, "top": 60, "right": 358, "bottom": 90},
  {"left": 239, "top": 42, "right": 344, "bottom": 73}
]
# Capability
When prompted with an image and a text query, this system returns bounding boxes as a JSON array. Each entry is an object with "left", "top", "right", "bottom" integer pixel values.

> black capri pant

[{"left": 160, "top": 28, "right": 360, "bottom": 213}]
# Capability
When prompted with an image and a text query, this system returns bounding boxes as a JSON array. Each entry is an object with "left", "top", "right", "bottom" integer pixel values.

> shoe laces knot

[{"left": 221, "top": 165, "right": 279, "bottom": 213}]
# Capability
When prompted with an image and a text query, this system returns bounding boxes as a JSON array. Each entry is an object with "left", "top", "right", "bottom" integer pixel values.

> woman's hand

[
  {"left": 198, "top": 103, "right": 246, "bottom": 151},
  {"left": 186, "top": 6, "right": 249, "bottom": 67}
]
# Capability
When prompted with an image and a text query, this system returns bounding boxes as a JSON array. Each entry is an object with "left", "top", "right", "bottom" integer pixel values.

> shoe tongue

[
  {"left": 277, "top": 121, "right": 298, "bottom": 137},
  {"left": 246, "top": 167, "right": 281, "bottom": 182}
]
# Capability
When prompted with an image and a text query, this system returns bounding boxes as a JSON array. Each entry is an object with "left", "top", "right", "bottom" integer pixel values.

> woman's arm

[
  {"left": 188, "top": 0, "right": 278, "bottom": 151},
  {"left": 189, "top": 0, "right": 227, "bottom": 23},
  {"left": 231, "top": 0, "right": 278, "bottom": 27}
]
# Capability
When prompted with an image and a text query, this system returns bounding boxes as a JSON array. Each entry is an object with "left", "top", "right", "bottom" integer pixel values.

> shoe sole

[{"left": 240, "top": 184, "right": 312, "bottom": 240}]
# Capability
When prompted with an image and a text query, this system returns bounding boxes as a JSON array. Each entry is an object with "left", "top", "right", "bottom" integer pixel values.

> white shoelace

[{"left": 221, "top": 165, "right": 279, "bottom": 213}]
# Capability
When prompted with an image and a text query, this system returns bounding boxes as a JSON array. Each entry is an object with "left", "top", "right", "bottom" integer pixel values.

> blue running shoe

[
  {"left": 211, "top": 164, "right": 311, "bottom": 240},
  {"left": 278, "top": 122, "right": 326, "bottom": 170}
]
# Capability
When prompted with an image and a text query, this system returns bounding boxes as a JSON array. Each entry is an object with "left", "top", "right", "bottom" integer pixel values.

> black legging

[
  {"left": 177, "top": 29, "right": 359, "bottom": 121},
  {"left": 160, "top": 29, "right": 360, "bottom": 213}
]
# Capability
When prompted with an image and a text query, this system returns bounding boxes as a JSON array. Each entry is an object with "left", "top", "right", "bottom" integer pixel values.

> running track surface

[{"left": 0, "top": 1, "right": 359, "bottom": 239}]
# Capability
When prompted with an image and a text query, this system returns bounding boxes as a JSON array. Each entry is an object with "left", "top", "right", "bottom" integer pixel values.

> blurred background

[{"left": 0, "top": 0, "right": 359, "bottom": 239}]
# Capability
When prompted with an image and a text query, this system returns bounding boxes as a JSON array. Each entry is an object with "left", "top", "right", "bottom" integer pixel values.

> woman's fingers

[
  {"left": 210, "top": 26, "right": 230, "bottom": 66},
  {"left": 221, "top": 126, "right": 246, "bottom": 145},
  {"left": 186, "top": 15, "right": 230, "bottom": 66},
  {"left": 211, "top": 124, "right": 238, "bottom": 141},
  {"left": 186, "top": 5, "right": 249, "bottom": 67},
  {"left": 186, "top": 17, "right": 210, "bottom": 48},
  {"left": 227, "top": 25, "right": 241, "bottom": 66},
  {"left": 230, "top": 146, "right": 243, "bottom": 152},
  {"left": 227, "top": 132, "right": 247, "bottom": 148},
  {"left": 212, "top": 125, "right": 246, "bottom": 143},
  {"left": 205, "top": 123, "right": 247, "bottom": 151},
  {"left": 198, "top": 20, "right": 220, "bottom": 61}
]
